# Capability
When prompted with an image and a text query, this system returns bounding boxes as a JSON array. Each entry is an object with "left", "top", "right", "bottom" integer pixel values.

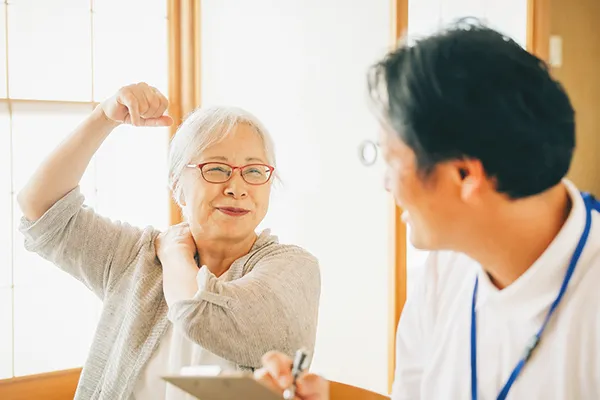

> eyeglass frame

[{"left": 185, "top": 162, "right": 275, "bottom": 185}]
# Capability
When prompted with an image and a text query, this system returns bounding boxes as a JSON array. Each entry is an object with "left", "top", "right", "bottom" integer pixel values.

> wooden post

[
  {"left": 388, "top": 0, "right": 409, "bottom": 394},
  {"left": 527, "top": 0, "right": 551, "bottom": 61},
  {"left": 167, "top": 0, "right": 202, "bottom": 225}
]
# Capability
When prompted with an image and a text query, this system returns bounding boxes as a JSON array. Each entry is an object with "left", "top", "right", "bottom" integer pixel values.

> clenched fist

[{"left": 100, "top": 82, "right": 174, "bottom": 127}]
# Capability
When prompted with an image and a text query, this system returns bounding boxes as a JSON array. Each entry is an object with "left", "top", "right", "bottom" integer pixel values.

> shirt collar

[{"left": 476, "top": 179, "right": 586, "bottom": 317}]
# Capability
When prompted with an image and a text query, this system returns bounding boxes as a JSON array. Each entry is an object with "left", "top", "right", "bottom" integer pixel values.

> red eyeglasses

[{"left": 186, "top": 162, "right": 275, "bottom": 185}]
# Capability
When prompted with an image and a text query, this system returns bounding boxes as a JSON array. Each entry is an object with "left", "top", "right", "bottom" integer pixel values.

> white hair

[{"left": 169, "top": 106, "right": 277, "bottom": 205}]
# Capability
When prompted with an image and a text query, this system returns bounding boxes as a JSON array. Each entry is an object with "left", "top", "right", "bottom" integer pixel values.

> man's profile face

[{"left": 379, "top": 126, "right": 469, "bottom": 251}]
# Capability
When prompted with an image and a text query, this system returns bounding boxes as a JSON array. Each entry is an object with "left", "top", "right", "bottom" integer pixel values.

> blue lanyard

[{"left": 470, "top": 192, "right": 599, "bottom": 400}]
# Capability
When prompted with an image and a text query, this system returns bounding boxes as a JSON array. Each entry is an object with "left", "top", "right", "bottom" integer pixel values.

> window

[{"left": 0, "top": 0, "right": 169, "bottom": 379}]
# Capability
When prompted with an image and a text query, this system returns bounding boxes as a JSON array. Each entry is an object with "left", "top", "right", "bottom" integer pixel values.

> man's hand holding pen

[{"left": 255, "top": 351, "right": 330, "bottom": 400}]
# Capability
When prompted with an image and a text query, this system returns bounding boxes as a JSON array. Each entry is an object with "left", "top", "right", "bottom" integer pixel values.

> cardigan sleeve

[
  {"left": 19, "top": 186, "right": 151, "bottom": 300},
  {"left": 167, "top": 246, "right": 321, "bottom": 369}
]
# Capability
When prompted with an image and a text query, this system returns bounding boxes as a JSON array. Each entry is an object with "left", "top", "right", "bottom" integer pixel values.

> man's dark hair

[{"left": 368, "top": 20, "right": 575, "bottom": 199}]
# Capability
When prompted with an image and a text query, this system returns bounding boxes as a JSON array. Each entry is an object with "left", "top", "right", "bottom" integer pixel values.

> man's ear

[{"left": 454, "top": 159, "right": 486, "bottom": 202}]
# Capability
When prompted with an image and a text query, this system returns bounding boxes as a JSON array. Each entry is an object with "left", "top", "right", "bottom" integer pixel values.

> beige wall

[{"left": 550, "top": 0, "right": 600, "bottom": 195}]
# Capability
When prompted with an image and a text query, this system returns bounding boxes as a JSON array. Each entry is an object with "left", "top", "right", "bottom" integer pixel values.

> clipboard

[{"left": 162, "top": 374, "right": 283, "bottom": 400}]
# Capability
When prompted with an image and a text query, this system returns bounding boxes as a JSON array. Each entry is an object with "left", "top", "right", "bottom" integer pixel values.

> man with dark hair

[{"left": 257, "top": 22, "right": 600, "bottom": 399}]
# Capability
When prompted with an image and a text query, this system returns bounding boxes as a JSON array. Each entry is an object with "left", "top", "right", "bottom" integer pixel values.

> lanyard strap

[{"left": 470, "top": 192, "right": 597, "bottom": 400}]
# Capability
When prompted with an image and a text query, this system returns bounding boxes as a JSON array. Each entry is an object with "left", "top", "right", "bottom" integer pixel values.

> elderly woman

[{"left": 17, "top": 82, "right": 321, "bottom": 400}]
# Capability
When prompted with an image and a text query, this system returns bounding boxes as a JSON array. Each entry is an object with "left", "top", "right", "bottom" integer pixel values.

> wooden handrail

[
  {"left": 0, "top": 368, "right": 81, "bottom": 400},
  {"left": 330, "top": 380, "right": 389, "bottom": 400}
]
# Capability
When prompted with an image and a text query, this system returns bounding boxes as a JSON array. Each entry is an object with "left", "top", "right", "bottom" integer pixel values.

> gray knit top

[{"left": 19, "top": 187, "right": 321, "bottom": 399}]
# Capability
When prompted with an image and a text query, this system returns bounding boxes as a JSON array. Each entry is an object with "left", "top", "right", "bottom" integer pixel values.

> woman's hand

[
  {"left": 156, "top": 223, "right": 200, "bottom": 306},
  {"left": 255, "top": 351, "right": 330, "bottom": 400},
  {"left": 156, "top": 222, "right": 197, "bottom": 262},
  {"left": 100, "top": 82, "right": 173, "bottom": 127}
]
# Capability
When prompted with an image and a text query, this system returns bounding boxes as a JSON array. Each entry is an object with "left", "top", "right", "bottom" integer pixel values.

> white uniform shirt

[{"left": 392, "top": 180, "right": 600, "bottom": 399}]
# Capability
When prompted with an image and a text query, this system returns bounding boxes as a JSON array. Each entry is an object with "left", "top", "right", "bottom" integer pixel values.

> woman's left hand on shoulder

[
  {"left": 155, "top": 223, "right": 200, "bottom": 305},
  {"left": 155, "top": 222, "right": 197, "bottom": 263}
]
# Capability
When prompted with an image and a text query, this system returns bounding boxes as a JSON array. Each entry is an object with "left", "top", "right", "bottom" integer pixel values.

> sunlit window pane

[
  {"left": 440, "top": 0, "right": 486, "bottom": 24},
  {"left": 95, "top": 125, "right": 170, "bottom": 231},
  {"left": 0, "top": 193, "right": 10, "bottom": 288},
  {"left": 93, "top": 0, "right": 166, "bottom": 19},
  {"left": 4, "top": 0, "right": 171, "bottom": 379},
  {"left": 484, "top": 0, "right": 528, "bottom": 48},
  {"left": 7, "top": 0, "right": 92, "bottom": 101},
  {"left": 0, "top": 103, "right": 10, "bottom": 288},
  {"left": 0, "top": 4, "right": 7, "bottom": 98},
  {"left": 93, "top": 13, "right": 168, "bottom": 101},
  {"left": 13, "top": 281, "right": 100, "bottom": 376},
  {"left": 10, "top": 102, "right": 96, "bottom": 195},
  {"left": 0, "top": 287, "right": 12, "bottom": 379}
]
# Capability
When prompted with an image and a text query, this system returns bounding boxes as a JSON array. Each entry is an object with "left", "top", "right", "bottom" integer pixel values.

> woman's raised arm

[{"left": 17, "top": 82, "right": 172, "bottom": 220}]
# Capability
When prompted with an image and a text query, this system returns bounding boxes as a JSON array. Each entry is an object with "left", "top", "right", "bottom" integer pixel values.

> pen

[{"left": 283, "top": 349, "right": 308, "bottom": 400}]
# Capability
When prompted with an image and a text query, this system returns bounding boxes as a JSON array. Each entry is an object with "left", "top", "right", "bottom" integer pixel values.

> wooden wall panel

[{"left": 549, "top": 0, "right": 600, "bottom": 195}]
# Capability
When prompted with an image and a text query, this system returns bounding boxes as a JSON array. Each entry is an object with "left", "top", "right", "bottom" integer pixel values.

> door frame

[
  {"left": 528, "top": 0, "right": 551, "bottom": 61},
  {"left": 168, "top": 0, "right": 202, "bottom": 226},
  {"left": 388, "top": 1, "right": 408, "bottom": 393}
]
